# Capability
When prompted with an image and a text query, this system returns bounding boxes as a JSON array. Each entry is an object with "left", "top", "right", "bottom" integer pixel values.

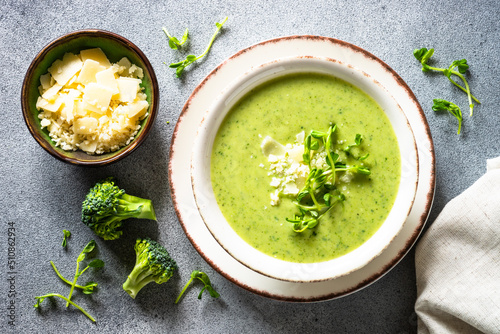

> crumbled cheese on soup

[
  {"left": 261, "top": 131, "right": 332, "bottom": 206},
  {"left": 35, "top": 48, "right": 149, "bottom": 155}
]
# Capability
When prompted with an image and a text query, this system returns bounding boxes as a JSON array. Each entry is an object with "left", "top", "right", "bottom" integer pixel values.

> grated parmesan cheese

[
  {"left": 261, "top": 133, "right": 310, "bottom": 206},
  {"left": 36, "top": 48, "right": 149, "bottom": 155},
  {"left": 261, "top": 131, "right": 354, "bottom": 206}
]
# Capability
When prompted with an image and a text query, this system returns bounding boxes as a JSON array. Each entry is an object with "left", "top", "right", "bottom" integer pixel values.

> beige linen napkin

[{"left": 415, "top": 158, "right": 500, "bottom": 334}]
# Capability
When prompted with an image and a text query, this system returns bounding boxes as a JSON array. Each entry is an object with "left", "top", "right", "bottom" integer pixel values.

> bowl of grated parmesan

[{"left": 22, "top": 29, "right": 158, "bottom": 166}]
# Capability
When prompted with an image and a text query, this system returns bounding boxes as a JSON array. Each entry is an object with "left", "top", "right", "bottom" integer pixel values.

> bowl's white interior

[{"left": 191, "top": 57, "right": 418, "bottom": 282}]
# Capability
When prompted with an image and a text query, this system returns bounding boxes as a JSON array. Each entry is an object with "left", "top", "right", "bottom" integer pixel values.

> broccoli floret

[
  {"left": 122, "top": 238, "right": 178, "bottom": 299},
  {"left": 81, "top": 178, "right": 156, "bottom": 240}
]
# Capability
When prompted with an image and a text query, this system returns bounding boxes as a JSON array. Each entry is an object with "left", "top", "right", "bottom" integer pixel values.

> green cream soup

[{"left": 210, "top": 73, "right": 400, "bottom": 263}]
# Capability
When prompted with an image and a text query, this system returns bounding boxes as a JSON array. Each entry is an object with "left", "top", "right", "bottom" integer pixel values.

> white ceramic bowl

[{"left": 191, "top": 56, "right": 419, "bottom": 283}]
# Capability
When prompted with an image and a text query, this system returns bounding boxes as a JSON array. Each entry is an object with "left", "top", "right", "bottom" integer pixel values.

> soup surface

[{"left": 210, "top": 73, "right": 400, "bottom": 263}]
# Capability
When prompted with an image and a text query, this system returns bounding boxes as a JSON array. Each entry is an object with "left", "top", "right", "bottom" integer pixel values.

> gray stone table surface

[{"left": 1, "top": 0, "right": 499, "bottom": 333}]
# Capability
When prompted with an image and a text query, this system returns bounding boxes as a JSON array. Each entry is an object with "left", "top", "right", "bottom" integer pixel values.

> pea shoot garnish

[
  {"left": 175, "top": 270, "right": 220, "bottom": 304},
  {"left": 432, "top": 99, "right": 463, "bottom": 134},
  {"left": 66, "top": 240, "right": 104, "bottom": 306},
  {"left": 162, "top": 27, "right": 189, "bottom": 50},
  {"left": 61, "top": 229, "right": 71, "bottom": 248},
  {"left": 168, "top": 17, "right": 228, "bottom": 78},
  {"left": 285, "top": 126, "right": 371, "bottom": 233},
  {"left": 34, "top": 294, "right": 96, "bottom": 322},
  {"left": 34, "top": 239, "right": 104, "bottom": 323},
  {"left": 413, "top": 48, "right": 480, "bottom": 128}
]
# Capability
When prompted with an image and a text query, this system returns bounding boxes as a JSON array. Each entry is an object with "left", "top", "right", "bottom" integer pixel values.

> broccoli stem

[
  {"left": 122, "top": 266, "right": 156, "bottom": 299},
  {"left": 119, "top": 194, "right": 156, "bottom": 220}
]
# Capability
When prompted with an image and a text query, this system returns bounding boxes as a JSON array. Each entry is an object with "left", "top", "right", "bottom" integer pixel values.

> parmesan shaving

[{"left": 36, "top": 48, "right": 149, "bottom": 155}]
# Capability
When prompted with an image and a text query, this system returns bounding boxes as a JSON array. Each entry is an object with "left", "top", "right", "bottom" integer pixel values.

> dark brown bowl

[{"left": 21, "top": 29, "right": 159, "bottom": 166}]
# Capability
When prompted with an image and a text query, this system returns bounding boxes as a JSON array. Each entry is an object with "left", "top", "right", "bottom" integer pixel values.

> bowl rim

[
  {"left": 21, "top": 29, "right": 159, "bottom": 166},
  {"left": 191, "top": 55, "right": 419, "bottom": 283}
]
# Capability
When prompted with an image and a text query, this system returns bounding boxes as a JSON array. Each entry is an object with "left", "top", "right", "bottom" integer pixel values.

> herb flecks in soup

[{"left": 211, "top": 73, "right": 400, "bottom": 263}]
